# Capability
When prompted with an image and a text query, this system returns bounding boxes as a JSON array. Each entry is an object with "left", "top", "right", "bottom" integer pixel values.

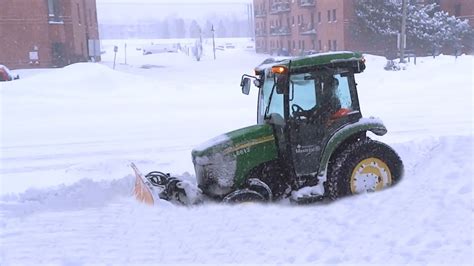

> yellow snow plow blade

[{"left": 131, "top": 163, "right": 155, "bottom": 205}]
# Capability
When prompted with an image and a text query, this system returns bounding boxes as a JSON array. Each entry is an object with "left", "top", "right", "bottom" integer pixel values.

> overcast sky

[{"left": 96, "top": 0, "right": 253, "bottom": 23}]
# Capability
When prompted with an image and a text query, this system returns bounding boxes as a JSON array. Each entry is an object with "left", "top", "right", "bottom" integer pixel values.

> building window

[
  {"left": 47, "top": 0, "right": 62, "bottom": 22},
  {"left": 311, "top": 13, "right": 314, "bottom": 25},
  {"left": 77, "top": 3, "right": 81, "bottom": 25},
  {"left": 327, "top": 10, "right": 331, "bottom": 22},
  {"left": 318, "top": 12, "right": 321, "bottom": 23},
  {"left": 292, "top": 16, "right": 295, "bottom": 25},
  {"left": 318, "top": 40, "right": 322, "bottom": 51},
  {"left": 332, "top": 9, "right": 337, "bottom": 21},
  {"left": 333, "top": 40, "right": 337, "bottom": 50},
  {"left": 293, "top": 40, "right": 296, "bottom": 49},
  {"left": 328, "top": 40, "right": 332, "bottom": 51},
  {"left": 312, "top": 40, "right": 315, "bottom": 49}
]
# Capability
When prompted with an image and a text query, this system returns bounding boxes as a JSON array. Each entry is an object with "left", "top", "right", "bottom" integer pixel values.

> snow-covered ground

[{"left": 0, "top": 40, "right": 472, "bottom": 265}]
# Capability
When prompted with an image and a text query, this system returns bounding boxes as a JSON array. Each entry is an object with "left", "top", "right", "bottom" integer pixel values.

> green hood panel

[{"left": 192, "top": 124, "right": 278, "bottom": 194}]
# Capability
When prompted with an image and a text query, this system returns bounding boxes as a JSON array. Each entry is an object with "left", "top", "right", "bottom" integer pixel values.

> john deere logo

[{"left": 296, "top": 144, "right": 320, "bottom": 154}]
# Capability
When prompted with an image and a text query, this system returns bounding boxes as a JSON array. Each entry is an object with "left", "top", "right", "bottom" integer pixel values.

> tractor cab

[{"left": 241, "top": 52, "right": 367, "bottom": 190}]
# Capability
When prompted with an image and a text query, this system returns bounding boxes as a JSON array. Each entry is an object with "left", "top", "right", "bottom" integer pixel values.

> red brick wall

[
  {"left": 315, "top": 0, "right": 345, "bottom": 52},
  {"left": 0, "top": 0, "right": 52, "bottom": 68},
  {"left": 0, "top": 0, "right": 100, "bottom": 69},
  {"left": 440, "top": 0, "right": 474, "bottom": 26}
]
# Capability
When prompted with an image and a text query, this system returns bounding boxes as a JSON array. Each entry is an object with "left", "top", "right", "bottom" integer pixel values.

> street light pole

[
  {"left": 400, "top": 0, "right": 407, "bottom": 63},
  {"left": 211, "top": 24, "right": 216, "bottom": 60}
]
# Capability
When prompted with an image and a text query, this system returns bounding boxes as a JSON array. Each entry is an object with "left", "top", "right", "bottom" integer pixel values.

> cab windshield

[
  {"left": 258, "top": 69, "right": 284, "bottom": 123},
  {"left": 257, "top": 68, "right": 356, "bottom": 124}
]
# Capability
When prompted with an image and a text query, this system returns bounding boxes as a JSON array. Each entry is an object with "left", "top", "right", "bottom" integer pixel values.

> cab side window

[
  {"left": 289, "top": 73, "right": 317, "bottom": 114},
  {"left": 334, "top": 74, "right": 353, "bottom": 109}
]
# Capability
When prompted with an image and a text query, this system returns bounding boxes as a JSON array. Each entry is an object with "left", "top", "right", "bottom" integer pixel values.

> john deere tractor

[{"left": 132, "top": 51, "right": 403, "bottom": 205}]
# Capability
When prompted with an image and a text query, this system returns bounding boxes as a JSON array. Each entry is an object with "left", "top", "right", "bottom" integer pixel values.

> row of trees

[
  {"left": 100, "top": 16, "right": 251, "bottom": 39},
  {"left": 162, "top": 18, "right": 250, "bottom": 38},
  {"left": 353, "top": 0, "right": 473, "bottom": 54}
]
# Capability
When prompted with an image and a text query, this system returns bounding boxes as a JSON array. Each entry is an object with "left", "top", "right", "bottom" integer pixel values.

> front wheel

[
  {"left": 326, "top": 139, "right": 404, "bottom": 200},
  {"left": 222, "top": 189, "right": 265, "bottom": 204}
]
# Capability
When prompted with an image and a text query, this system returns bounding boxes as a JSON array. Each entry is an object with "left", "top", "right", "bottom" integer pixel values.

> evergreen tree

[
  {"left": 203, "top": 20, "right": 213, "bottom": 38},
  {"left": 175, "top": 18, "right": 186, "bottom": 38},
  {"left": 161, "top": 20, "right": 170, "bottom": 39},
  {"left": 231, "top": 18, "right": 240, "bottom": 37},
  {"left": 217, "top": 20, "right": 227, "bottom": 38},
  {"left": 189, "top": 20, "right": 202, "bottom": 38},
  {"left": 354, "top": 0, "right": 472, "bottom": 53}
]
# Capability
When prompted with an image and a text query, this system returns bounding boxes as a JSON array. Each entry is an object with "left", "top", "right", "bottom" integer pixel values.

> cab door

[
  {"left": 287, "top": 72, "right": 359, "bottom": 184},
  {"left": 286, "top": 72, "right": 322, "bottom": 183}
]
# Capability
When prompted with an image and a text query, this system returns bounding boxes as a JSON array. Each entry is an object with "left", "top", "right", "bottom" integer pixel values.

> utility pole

[
  {"left": 113, "top": 45, "right": 118, "bottom": 69},
  {"left": 211, "top": 24, "right": 216, "bottom": 60},
  {"left": 400, "top": 0, "right": 407, "bottom": 63},
  {"left": 124, "top": 43, "right": 127, "bottom": 65}
]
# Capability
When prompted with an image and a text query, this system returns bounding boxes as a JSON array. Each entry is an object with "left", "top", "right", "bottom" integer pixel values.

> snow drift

[{"left": 0, "top": 42, "right": 472, "bottom": 264}]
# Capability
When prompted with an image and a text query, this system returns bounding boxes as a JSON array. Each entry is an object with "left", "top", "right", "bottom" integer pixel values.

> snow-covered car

[
  {"left": 142, "top": 43, "right": 179, "bottom": 55},
  {"left": 225, "top": 43, "right": 235, "bottom": 49},
  {"left": 0, "top": 64, "right": 20, "bottom": 81}
]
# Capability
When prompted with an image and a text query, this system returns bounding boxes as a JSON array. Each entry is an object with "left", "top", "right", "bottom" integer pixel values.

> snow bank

[
  {"left": 1, "top": 135, "right": 471, "bottom": 264},
  {"left": 0, "top": 175, "right": 134, "bottom": 217}
]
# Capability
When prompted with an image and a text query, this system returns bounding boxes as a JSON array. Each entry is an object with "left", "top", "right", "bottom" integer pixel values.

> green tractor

[{"left": 132, "top": 51, "right": 403, "bottom": 205}]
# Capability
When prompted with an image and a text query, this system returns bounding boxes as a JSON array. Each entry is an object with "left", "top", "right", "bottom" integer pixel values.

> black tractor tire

[
  {"left": 222, "top": 189, "right": 266, "bottom": 204},
  {"left": 326, "top": 138, "right": 403, "bottom": 200}
]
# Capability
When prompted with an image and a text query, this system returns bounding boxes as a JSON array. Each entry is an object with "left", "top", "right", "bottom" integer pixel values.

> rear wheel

[{"left": 326, "top": 139, "right": 403, "bottom": 200}]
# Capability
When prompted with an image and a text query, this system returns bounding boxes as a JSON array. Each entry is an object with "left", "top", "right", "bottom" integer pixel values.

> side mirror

[
  {"left": 275, "top": 74, "right": 288, "bottom": 94},
  {"left": 14, "top": 74, "right": 20, "bottom": 80},
  {"left": 240, "top": 77, "right": 251, "bottom": 95}
]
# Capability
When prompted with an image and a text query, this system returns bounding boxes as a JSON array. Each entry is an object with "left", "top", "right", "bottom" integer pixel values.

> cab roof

[{"left": 255, "top": 51, "right": 364, "bottom": 73}]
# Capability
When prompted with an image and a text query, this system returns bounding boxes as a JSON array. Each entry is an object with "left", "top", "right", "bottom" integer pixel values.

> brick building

[
  {"left": 254, "top": 0, "right": 366, "bottom": 56},
  {"left": 254, "top": 0, "right": 473, "bottom": 56},
  {"left": 436, "top": 0, "right": 473, "bottom": 26},
  {"left": 0, "top": 0, "right": 100, "bottom": 69}
]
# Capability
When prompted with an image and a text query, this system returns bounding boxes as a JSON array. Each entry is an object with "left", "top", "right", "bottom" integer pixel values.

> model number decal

[{"left": 232, "top": 147, "right": 251, "bottom": 157}]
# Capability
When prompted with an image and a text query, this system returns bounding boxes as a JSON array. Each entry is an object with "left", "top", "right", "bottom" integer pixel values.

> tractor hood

[{"left": 192, "top": 124, "right": 278, "bottom": 198}]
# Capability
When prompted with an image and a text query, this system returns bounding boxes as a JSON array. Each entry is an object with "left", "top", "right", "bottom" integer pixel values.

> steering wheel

[{"left": 291, "top": 104, "right": 307, "bottom": 120}]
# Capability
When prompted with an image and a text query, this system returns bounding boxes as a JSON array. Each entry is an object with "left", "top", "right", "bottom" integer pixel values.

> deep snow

[{"left": 0, "top": 39, "right": 472, "bottom": 265}]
